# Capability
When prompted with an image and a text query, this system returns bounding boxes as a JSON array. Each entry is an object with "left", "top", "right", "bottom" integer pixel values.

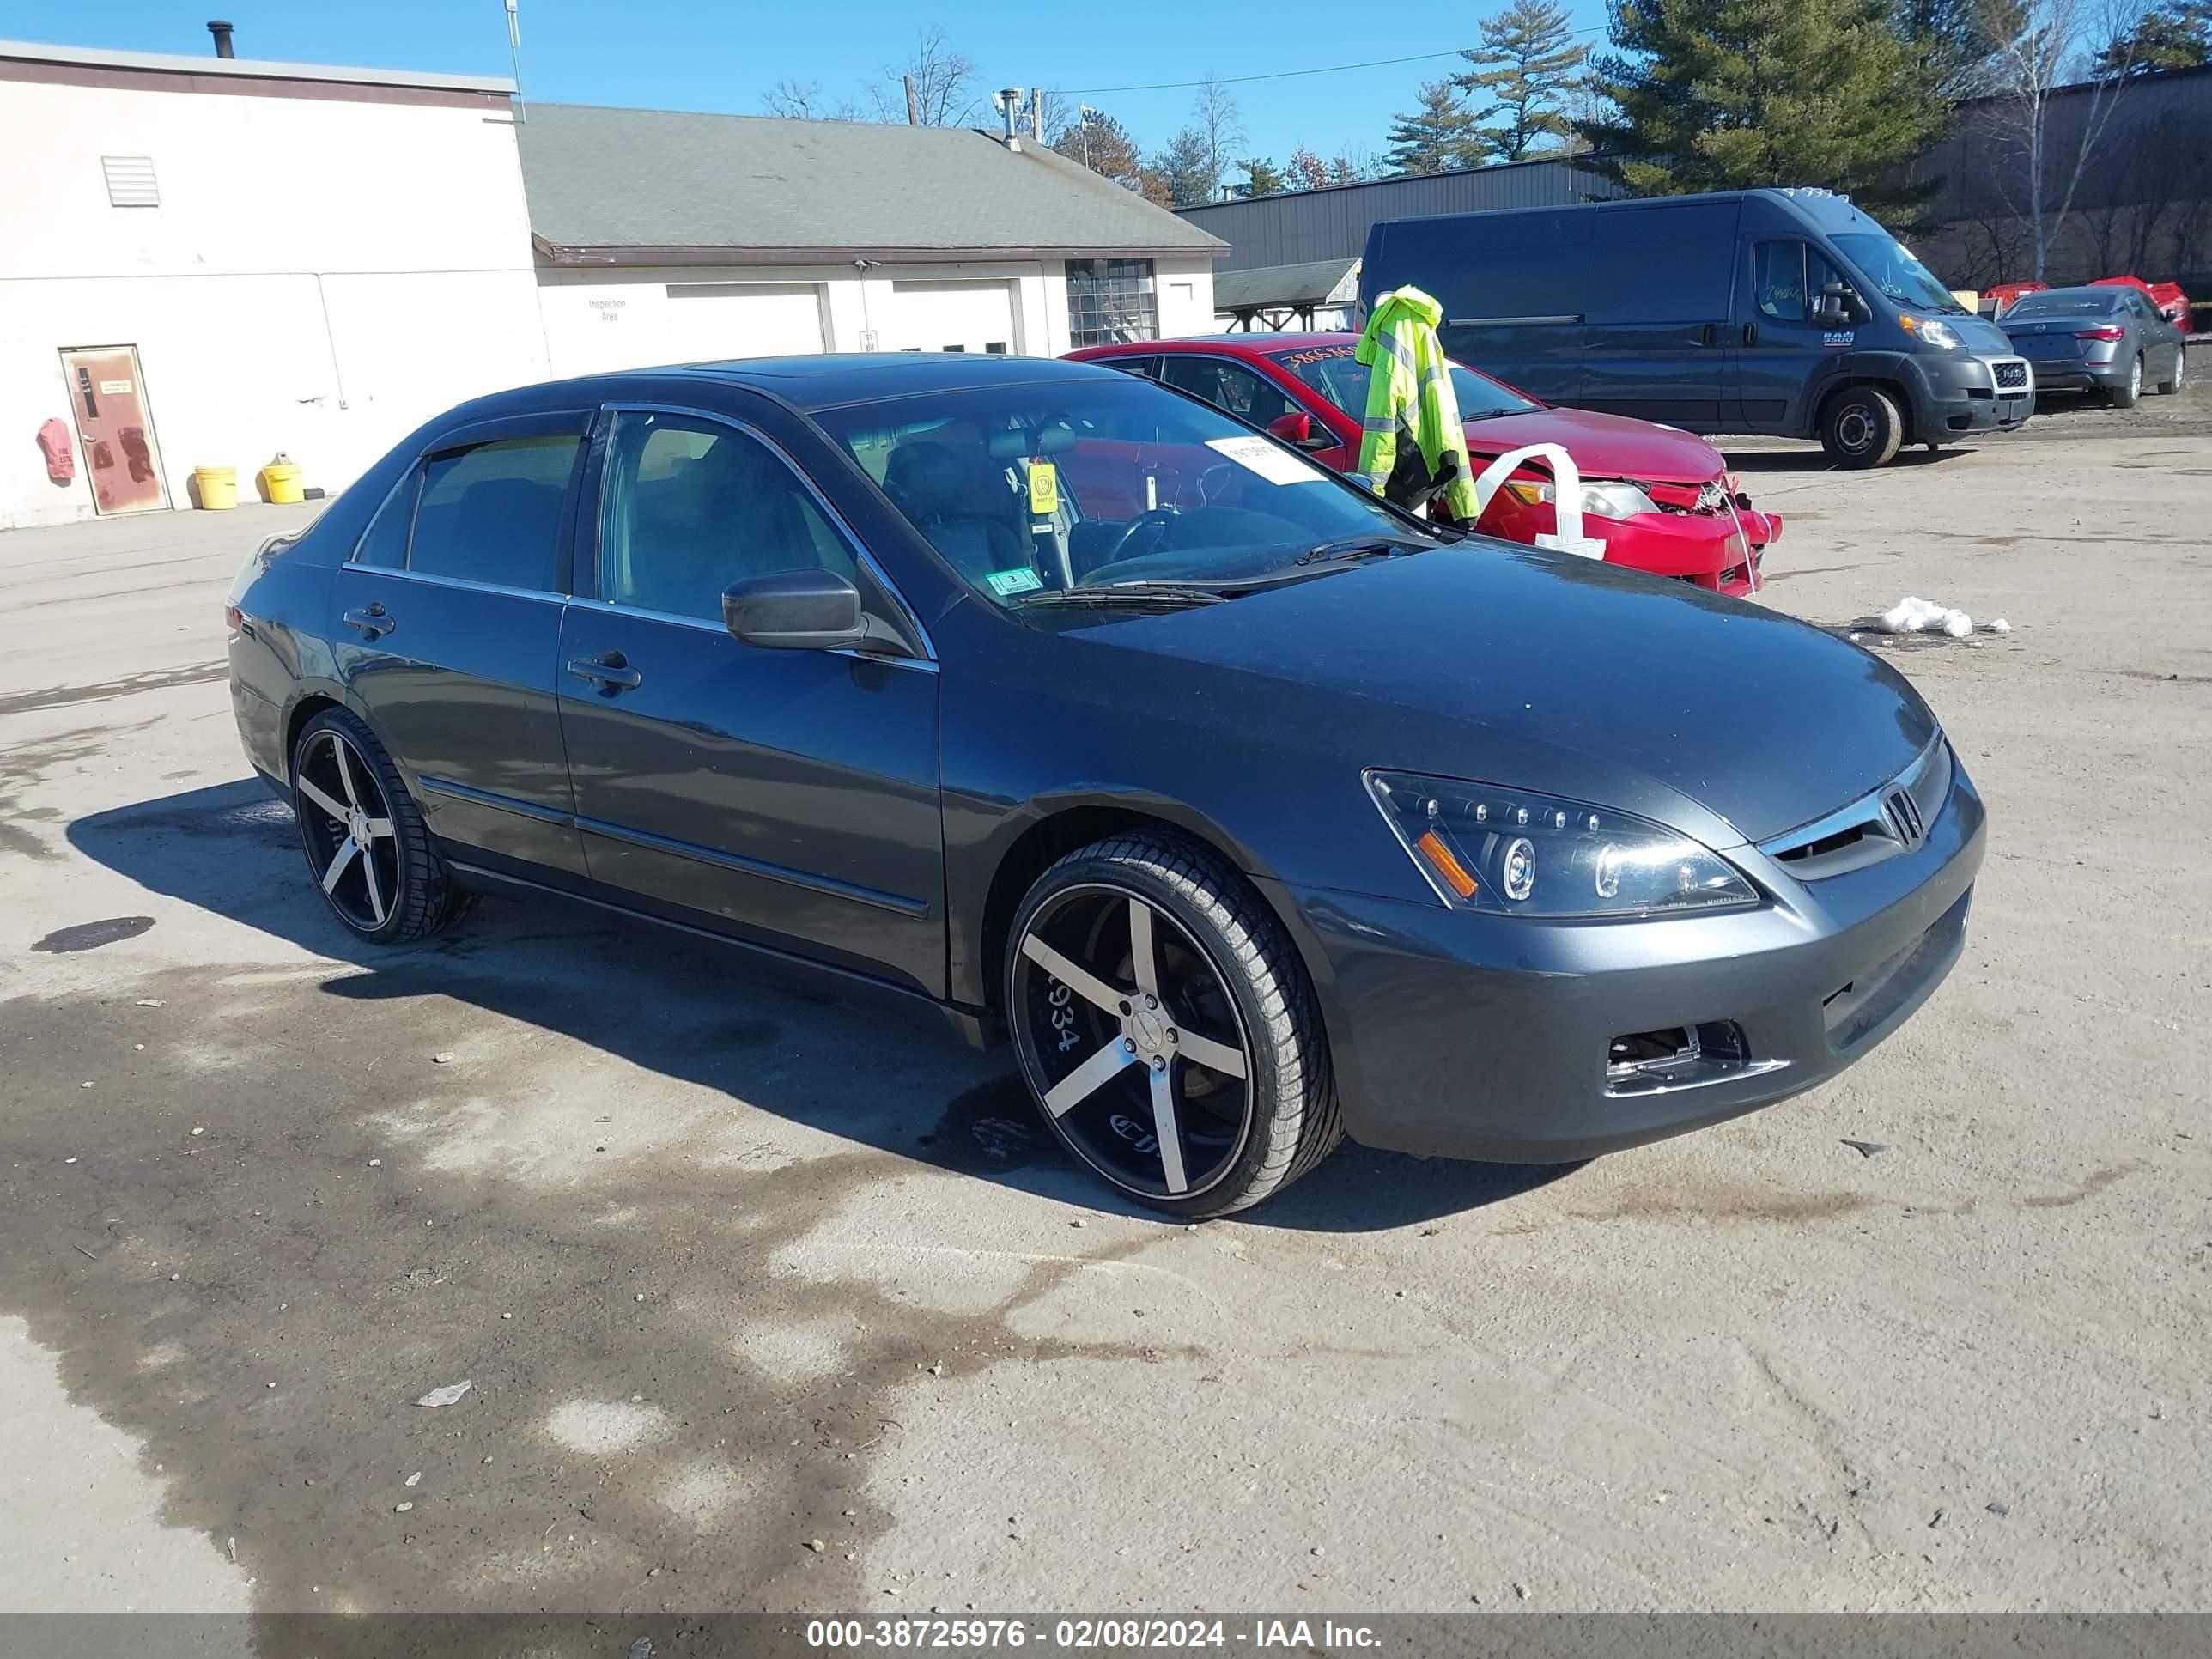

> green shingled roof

[{"left": 518, "top": 103, "right": 1224, "bottom": 261}]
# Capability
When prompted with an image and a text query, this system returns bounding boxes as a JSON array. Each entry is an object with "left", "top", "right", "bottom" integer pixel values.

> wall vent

[{"left": 102, "top": 155, "right": 160, "bottom": 208}]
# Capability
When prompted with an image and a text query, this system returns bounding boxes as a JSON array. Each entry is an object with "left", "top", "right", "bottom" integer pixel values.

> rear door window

[{"left": 408, "top": 434, "right": 581, "bottom": 592}]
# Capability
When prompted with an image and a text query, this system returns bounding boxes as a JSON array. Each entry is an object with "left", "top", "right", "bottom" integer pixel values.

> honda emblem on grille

[{"left": 1883, "top": 788, "right": 1926, "bottom": 848}]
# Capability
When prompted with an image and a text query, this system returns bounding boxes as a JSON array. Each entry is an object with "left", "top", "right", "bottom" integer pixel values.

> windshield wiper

[
  {"left": 1013, "top": 581, "right": 1229, "bottom": 610},
  {"left": 1292, "top": 535, "right": 1431, "bottom": 567}
]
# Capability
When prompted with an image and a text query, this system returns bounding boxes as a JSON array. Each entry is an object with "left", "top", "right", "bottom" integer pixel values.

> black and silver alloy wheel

[
  {"left": 289, "top": 708, "right": 468, "bottom": 944},
  {"left": 295, "top": 726, "right": 398, "bottom": 933},
  {"left": 1006, "top": 833, "right": 1340, "bottom": 1217}
]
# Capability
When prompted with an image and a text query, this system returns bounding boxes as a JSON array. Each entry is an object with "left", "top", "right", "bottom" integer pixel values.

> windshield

[
  {"left": 1268, "top": 343, "right": 1540, "bottom": 421},
  {"left": 812, "top": 375, "right": 1432, "bottom": 608},
  {"left": 2004, "top": 291, "right": 2122, "bottom": 319},
  {"left": 1831, "top": 232, "right": 1968, "bottom": 313}
]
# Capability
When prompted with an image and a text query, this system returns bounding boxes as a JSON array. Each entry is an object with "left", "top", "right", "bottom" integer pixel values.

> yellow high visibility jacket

[{"left": 1353, "top": 285, "right": 1479, "bottom": 521}]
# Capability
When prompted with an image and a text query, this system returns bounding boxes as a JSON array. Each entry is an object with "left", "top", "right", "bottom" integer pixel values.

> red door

[{"left": 60, "top": 347, "right": 168, "bottom": 514}]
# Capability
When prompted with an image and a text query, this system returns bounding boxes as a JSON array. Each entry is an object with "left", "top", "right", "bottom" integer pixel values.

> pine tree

[
  {"left": 1385, "top": 80, "right": 1483, "bottom": 173},
  {"left": 1456, "top": 0, "right": 1592, "bottom": 161},
  {"left": 1581, "top": 0, "right": 1952, "bottom": 216},
  {"left": 1234, "top": 155, "right": 1288, "bottom": 197},
  {"left": 1151, "top": 128, "right": 1220, "bottom": 206},
  {"left": 1052, "top": 106, "right": 1149, "bottom": 194},
  {"left": 2095, "top": 0, "right": 2212, "bottom": 74}
]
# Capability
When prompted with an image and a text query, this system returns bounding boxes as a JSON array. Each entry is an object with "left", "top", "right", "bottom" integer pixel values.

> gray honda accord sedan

[{"left": 227, "top": 355, "right": 1984, "bottom": 1217}]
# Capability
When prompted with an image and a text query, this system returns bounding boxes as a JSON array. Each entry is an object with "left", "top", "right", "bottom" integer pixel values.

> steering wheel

[{"left": 1103, "top": 506, "right": 1180, "bottom": 568}]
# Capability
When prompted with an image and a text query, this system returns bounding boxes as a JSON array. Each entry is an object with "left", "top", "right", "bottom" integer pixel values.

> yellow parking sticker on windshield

[{"left": 1027, "top": 462, "right": 1060, "bottom": 515}]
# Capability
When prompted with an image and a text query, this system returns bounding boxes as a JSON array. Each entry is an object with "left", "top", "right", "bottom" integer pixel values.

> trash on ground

[
  {"left": 1986, "top": 618, "right": 2011, "bottom": 634},
  {"left": 404, "top": 1471, "right": 422, "bottom": 1487},
  {"left": 431, "top": 1052, "right": 456, "bottom": 1065},
  {"left": 1879, "top": 595, "right": 1973, "bottom": 637},
  {"left": 1842, "top": 1138, "right": 1891, "bottom": 1158},
  {"left": 415, "top": 1380, "right": 473, "bottom": 1407}
]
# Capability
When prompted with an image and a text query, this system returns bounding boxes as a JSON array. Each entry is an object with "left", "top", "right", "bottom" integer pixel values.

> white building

[
  {"left": 520, "top": 104, "right": 1222, "bottom": 374},
  {"left": 0, "top": 36, "right": 1222, "bottom": 530}
]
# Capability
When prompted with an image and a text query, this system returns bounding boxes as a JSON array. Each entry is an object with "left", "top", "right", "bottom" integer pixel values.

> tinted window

[
  {"left": 353, "top": 471, "right": 420, "bottom": 568},
  {"left": 2004, "top": 291, "right": 2120, "bottom": 319},
  {"left": 599, "top": 411, "right": 856, "bottom": 623},
  {"left": 1372, "top": 209, "right": 1592, "bottom": 320},
  {"left": 1753, "top": 242, "right": 1848, "bottom": 323},
  {"left": 1270, "top": 344, "right": 1538, "bottom": 419},
  {"left": 1583, "top": 201, "right": 1740, "bottom": 324},
  {"left": 1160, "top": 357, "right": 1301, "bottom": 428},
  {"left": 409, "top": 435, "right": 579, "bottom": 591}
]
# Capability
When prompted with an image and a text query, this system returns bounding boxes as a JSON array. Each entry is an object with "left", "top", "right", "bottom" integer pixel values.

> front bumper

[
  {"left": 1910, "top": 355, "right": 2035, "bottom": 435},
  {"left": 1478, "top": 493, "right": 1780, "bottom": 596},
  {"left": 1265, "top": 756, "right": 1986, "bottom": 1163}
]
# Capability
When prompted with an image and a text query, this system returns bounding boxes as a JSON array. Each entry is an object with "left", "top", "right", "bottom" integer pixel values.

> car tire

[
  {"left": 2156, "top": 347, "right": 2184, "bottom": 396},
  {"left": 1005, "top": 831, "right": 1340, "bottom": 1218},
  {"left": 289, "top": 707, "right": 471, "bottom": 944},
  {"left": 2109, "top": 354, "right": 2142, "bottom": 409},
  {"left": 1819, "top": 386, "right": 1905, "bottom": 469}
]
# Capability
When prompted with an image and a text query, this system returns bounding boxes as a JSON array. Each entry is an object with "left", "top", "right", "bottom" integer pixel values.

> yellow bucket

[
  {"left": 193, "top": 465, "right": 238, "bottom": 510},
  {"left": 259, "top": 462, "right": 304, "bottom": 505}
]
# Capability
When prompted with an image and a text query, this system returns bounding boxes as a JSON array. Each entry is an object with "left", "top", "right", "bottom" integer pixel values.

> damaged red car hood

[{"left": 1462, "top": 407, "right": 1729, "bottom": 486}]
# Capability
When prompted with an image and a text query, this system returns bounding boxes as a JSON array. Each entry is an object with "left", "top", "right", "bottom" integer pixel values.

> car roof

[
  {"left": 671, "top": 351, "right": 1115, "bottom": 410},
  {"left": 2011, "top": 286, "right": 2123, "bottom": 305},
  {"left": 1085, "top": 332, "right": 1359, "bottom": 357}
]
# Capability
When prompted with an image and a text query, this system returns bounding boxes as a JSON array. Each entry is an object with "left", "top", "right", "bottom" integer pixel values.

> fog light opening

[{"left": 1605, "top": 1020, "right": 1765, "bottom": 1097}]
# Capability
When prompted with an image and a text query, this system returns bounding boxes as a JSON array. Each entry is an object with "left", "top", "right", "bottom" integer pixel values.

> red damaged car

[{"left": 1067, "top": 333, "right": 1779, "bottom": 596}]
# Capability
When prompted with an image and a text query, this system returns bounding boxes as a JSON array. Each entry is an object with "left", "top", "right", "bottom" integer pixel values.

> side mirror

[
  {"left": 1267, "top": 410, "right": 1333, "bottom": 450},
  {"left": 722, "top": 568, "right": 866, "bottom": 651}
]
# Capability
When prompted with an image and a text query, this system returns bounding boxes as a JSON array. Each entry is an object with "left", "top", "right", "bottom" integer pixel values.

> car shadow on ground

[
  {"left": 68, "top": 779, "right": 1570, "bottom": 1234},
  {"left": 1722, "top": 446, "right": 1972, "bottom": 474}
]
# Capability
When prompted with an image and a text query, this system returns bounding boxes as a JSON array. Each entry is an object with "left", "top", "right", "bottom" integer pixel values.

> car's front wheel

[
  {"left": 290, "top": 708, "right": 470, "bottom": 944},
  {"left": 1006, "top": 832, "right": 1340, "bottom": 1218},
  {"left": 1820, "top": 386, "right": 1905, "bottom": 468}
]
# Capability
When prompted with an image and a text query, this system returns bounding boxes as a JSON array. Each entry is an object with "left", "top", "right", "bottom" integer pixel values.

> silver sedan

[{"left": 1999, "top": 284, "right": 2188, "bottom": 408}]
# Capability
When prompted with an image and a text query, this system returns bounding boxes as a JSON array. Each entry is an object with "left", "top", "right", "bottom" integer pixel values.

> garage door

[
  {"left": 888, "top": 280, "right": 1018, "bottom": 355},
  {"left": 664, "top": 283, "right": 827, "bottom": 361}
]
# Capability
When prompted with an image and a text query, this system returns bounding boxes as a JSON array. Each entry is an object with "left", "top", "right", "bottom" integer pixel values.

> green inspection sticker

[{"left": 985, "top": 567, "right": 1043, "bottom": 598}]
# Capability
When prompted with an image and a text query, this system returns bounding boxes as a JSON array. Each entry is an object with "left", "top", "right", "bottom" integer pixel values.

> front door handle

[
  {"left": 1701, "top": 321, "right": 1719, "bottom": 347},
  {"left": 566, "top": 652, "right": 643, "bottom": 692},
  {"left": 343, "top": 603, "right": 394, "bottom": 641},
  {"left": 1742, "top": 322, "right": 1759, "bottom": 346}
]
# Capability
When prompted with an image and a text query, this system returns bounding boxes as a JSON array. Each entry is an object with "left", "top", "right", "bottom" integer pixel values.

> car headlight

[
  {"left": 1901, "top": 314, "right": 1961, "bottom": 349},
  {"left": 1504, "top": 478, "right": 1659, "bottom": 520},
  {"left": 1366, "top": 771, "right": 1759, "bottom": 919}
]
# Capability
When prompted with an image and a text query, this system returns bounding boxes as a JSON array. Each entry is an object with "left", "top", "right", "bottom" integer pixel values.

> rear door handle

[
  {"left": 342, "top": 603, "right": 394, "bottom": 640},
  {"left": 566, "top": 652, "right": 643, "bottom": 692},
  {"left": 1742, "top": 322, "right": 1759, "bottom": 346},
  {"left": 1701, "top": 322, "right": 1718, "bottom": 347}
]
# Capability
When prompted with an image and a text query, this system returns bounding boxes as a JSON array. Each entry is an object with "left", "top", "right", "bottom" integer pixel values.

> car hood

[
  {"left": 1462, "top": 407, "right": 1727, "bottom": 486},
  {"left": 1079, "top": 545, "right": 1937, "bottom": 848}
]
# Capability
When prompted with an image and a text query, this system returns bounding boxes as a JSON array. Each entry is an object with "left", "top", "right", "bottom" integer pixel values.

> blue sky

[{"left": 3, "top": 0, "right": 1613, "bottom": 169}]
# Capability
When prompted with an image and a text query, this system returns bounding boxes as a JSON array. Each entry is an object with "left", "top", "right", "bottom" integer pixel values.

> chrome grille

[
  {"left": 1994, "top": 362, "right": 2028, "bottom": 389},
  {"left": 1758, "top": 739, "right": 1953, "bottom": 879}
]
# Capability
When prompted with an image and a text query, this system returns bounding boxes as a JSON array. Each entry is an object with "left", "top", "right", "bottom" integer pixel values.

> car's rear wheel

[
  {"left": 1006, "top": 832, "right": 1339, "bottom": 1218},
  {"left": 2110, "top": 354, "right": 2143, "bottom": 409},
  {"left": 2156, "top": 347, "right": 2185, "bottom": 396},
  {"left": 290, "top": 708, "right": 469, "bottom": 944},
  {"left": 1820, "top": 386, "right": 1904, "bottom": 468}
]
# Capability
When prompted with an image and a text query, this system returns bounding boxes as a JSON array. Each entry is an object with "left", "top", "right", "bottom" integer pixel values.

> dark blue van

[{"left": 1360, "top": 187, "right": 2034, "bottom": 467}]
